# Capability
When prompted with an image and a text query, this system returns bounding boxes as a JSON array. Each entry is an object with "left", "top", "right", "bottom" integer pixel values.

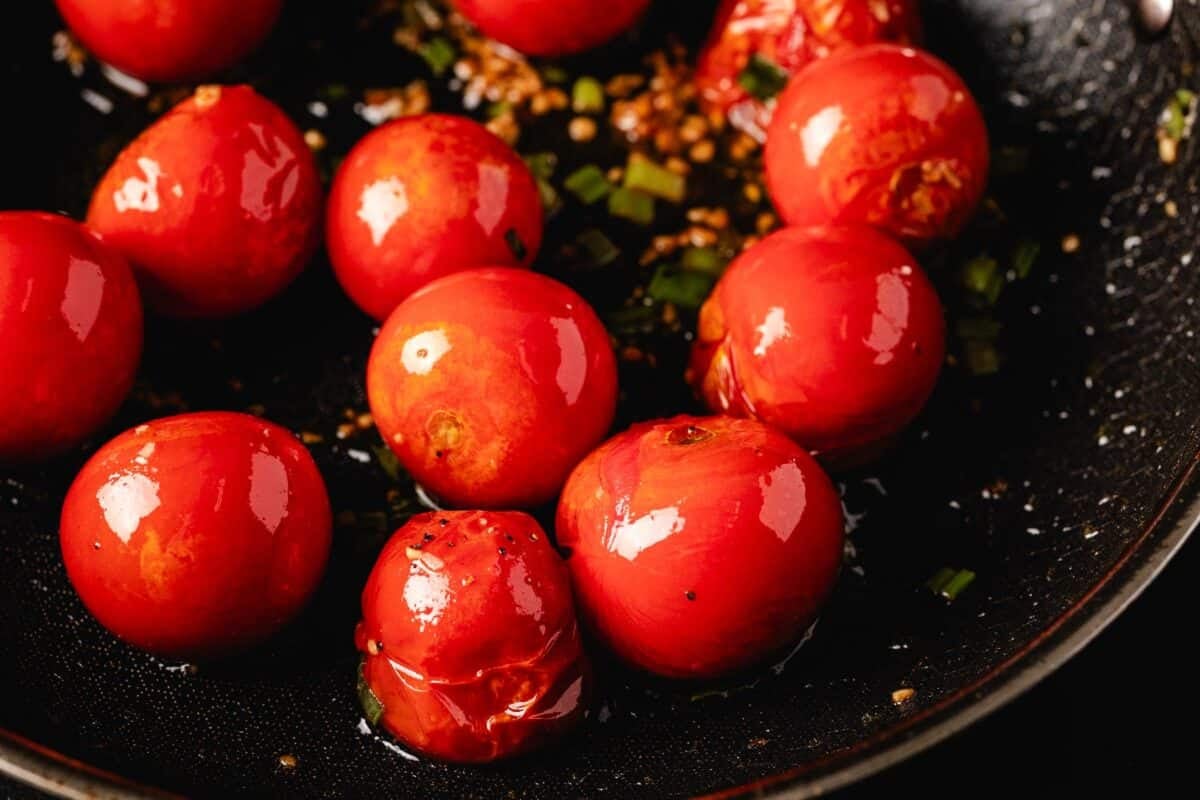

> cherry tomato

[
  {"left": 764, "top": 44, "right": 989, "bottom": 248},
  {"left": 696, "top": 0, "right": 921, "bottom": 140},
  {"left": 60, "top": 412, "right": 332, "bottom": 659},
  {"left": 0, "top": 212, "right": 142, "bottom": 463},
  {"left": 367, "top": 268, "right": 617, "bottom": 509},
  {"left": 453, "top": 0, "right": 650, "bottom": 56},
  {"left": 327, "top": 114, "right": 542, "bottom": 321},
  {"left": 355, "top": 510, "right": 588, "bottom": 762},
  {"left": 689, "top": 226, "right": 944, "bottom": 465},
  {"left": 556, "top": 415, "right": 844, "bottom": 679},
  {"left": 54, "top": 0, "right": 281, "bottom": 83},
  {"left": 87, "top": 85, "right": 322, "bottom": 318}
]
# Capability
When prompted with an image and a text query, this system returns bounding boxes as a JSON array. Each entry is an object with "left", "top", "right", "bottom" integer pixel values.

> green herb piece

[
  {"left": 564, "top": 164, "right": 613, "bottom": 204},
  {"left": 541, "top": 65, "right": 569, "bottom": 84},
  {"left": 737, "top": 54, "right": 789, "bottom": 101},
  {"left": 961, "top": 254, "right": 1003, "bottom": 305},
  {"left": 955, "top": 317, "right": 1002, "bottom": 341},
  {"left": 680, "top": 246, "right": 727, "bottom": 275},
  {"left": 371, "top": 446, "right": 402, "bottom": 482},
  {"left": 605, "top": 304, "right": 657, "bottom": 334},
  {"left": 623, "top": 154, "right": 686, "bottom": 203},
  {"left": 536, "top": 178, "right": 561, "bottom": 214},
  {"left": 505, "top": 228, "right": 528, "bottom": 261},
  {"left": 419, "top": 36, "right": 456, "bottom": 77},
  {"left": 486, "top": 100, "right": 513, "bottom": 119},
  {"left": 576, "top": 229, "right": 621, "bottom": 268},
  {"left": 608, "top": 186, "right": 655, "bottom": 225},
  {"left": 1012, "top": 238, "right": 1040, "bottom": 279},
  {"left": 647, "top": 265, "right": 715, "bottom": 309},
  {"left": 357, "top": 659, "right": 385, "bottom": 725},
  {"left": 926, "top": 567, "right": 976, "bottom": 601},
  {"left": 523, "top": 152, "right": 558, "bottom": 181},
  {"left": 572, "top": 76, "right": 606, "bottom": 113},
  {"left": 963, "top": 340, "right": 1001, "bottom": 376},
  {"left": 319, "top": 83, "right": 349, "bottom": 101}
]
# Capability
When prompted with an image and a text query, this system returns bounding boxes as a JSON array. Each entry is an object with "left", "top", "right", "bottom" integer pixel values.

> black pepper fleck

[
  {"left": 685, "top": 590, "right": 696, "bottom": 601},
  {"left": 498, "top": 547, "right": 507, "bottom": 555}
]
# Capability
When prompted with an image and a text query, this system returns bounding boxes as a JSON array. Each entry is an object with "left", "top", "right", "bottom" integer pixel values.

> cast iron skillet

[{"left": 2, "top": 0, "right": 1199, "bottom": 797}]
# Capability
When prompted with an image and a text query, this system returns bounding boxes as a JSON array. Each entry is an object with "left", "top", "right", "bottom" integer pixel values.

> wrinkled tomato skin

[
  {"left": 696, "top": 0, "right": 921, "bottom": 139},
  {"left": 453, "top": 0, "right": 651, "bottom": 56},
  {"left": 60, "top": 412, "right": 332, "bottom": 660},
  {"left": 54, "top": 0, "right": 281, "bottom": 83},
  {"left": 689, "top": 226, "right": 944, "bottom": 466},
  {"left": 764, "top": 44, "right": 989, "bottom": 248},
  {"left": 355, "top": 511, "right": 589, "bottom": 762},
  {"left": 0, "top": 212, "right": 143, "bottom": 463},
  {"left": 367, "top": 268, "right": 617, "bottom": 509},
  {"left": 87, "top": 85, "right": 322, "bottom": 318},
  {"left": 327, "top": 114, "right": 542, "bottom": 321},
  {"left": 556, "top": 416, "right": 844, "bottom": 679}
]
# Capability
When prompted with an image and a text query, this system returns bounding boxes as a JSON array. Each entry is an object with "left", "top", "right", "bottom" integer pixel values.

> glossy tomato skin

[
  {"left": 557, "top": 415, "right": 844, "bottom": 679},
  {"left": 453, "top": 0, "right": 650, "bottom": 56},
  {"left": 54, "top": 0, "right": 281, "bottom": 83},
  {"left": 355, "top": 510, "right": 589, "bottom": 762},
  {"left": 689, "top": 226, "right": 944, "bottom": 465},
  {"left": 696, "top": 0, "right": 921, "bottom": 140},
  {"left": 765, "top": 44, "right": 989, "bottom": 248},
  {"left": 0, "top": 212, "right": 142, "bottom": 463},
  {"left": 327, "top": 114, "right": 542, "bottom": 321},
  {"left": 367, "top": 268, "right": 617, "bottom": 509},
  {"left": 87, "top": 85, "right": 322, "bottom": 318},
  {"left": 60, "top": 412, "right": 332, "bottom": 659}
]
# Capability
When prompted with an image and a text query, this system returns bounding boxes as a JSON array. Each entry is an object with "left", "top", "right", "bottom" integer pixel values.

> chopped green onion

[
  {"left": 1012, "top": 239, "right": 1040, "bottom": 279},
  {"left": 961, "top": 254, "right": 1003, "bottom": 305},
  {"left": 575, "top": 229, "right": 621, "bottom": 268},
  {"left": 572, "top": 76, "right": 606, "bottom": 113},
  {"left": 737, "top": 54, "right": 789, "bottom": 101},
  {"left": 680, "top": 246, "right": 727, "bottom": 275},
  {"left": 541, "top": 65, "right": 569, "bottom": 84},
  {"left": 608, "top": 186, "right": 655, "bottom": 225},
  {"left": 486, "top": 100, "right": 512, "bottom": 119},
  {"left": 963, "top": 340, "right": 1000, "bottom": 375},
  {"left": 623, "top": 154, "right": 686, "bottom": 203},
  {"left": 418, "top": 36, "right": 456, "bottom": 77},
  {"left": 647, "top": 265, "right": 715, "bottom": 309},
  {"left": 523, "top": 152, "right": 558, "bottom": 181},
  {"left": 605, "top": 304, "right": 657, "bottom": 334},
  {"left": 955, "top": 317, "right": 1002, "bottom": 341},
  {"left": 1177, "top": 88, "right": 1196, "bottom": 108},
  {"left": 357, "top": 659, "right": 385, "bottom": 725},
  {"left": 505, "top": 228, "right": 528, "bottom": 261},
  {"left": 926, "top": 567, "right": 976, "bottom": 601},
  {"left": 371, "top": 446, "right": 402, "bottom": 482},
  {"left": 536, "top": 178, "right": 561, "bottom": 214},
  {"left": 319, "top": 83, "right": 350, "bottom": 101},
  {"left": 564, "top": 164, "right": 613, "bottom": 205}
]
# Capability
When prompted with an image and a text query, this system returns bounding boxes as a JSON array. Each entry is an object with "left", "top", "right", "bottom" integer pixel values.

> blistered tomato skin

[
  {"left": 327, "top": 114, "right": 543, "bottom": 321},
  {"left": 60, "top": 412, "right": 332, "bottom": 659},
  {"left": 689, "top": 226, "right": 944, "bottom": 465},
  {"left": 367, "top": 268, "right": 617, "bottom": 509},
  {"left": 557, "top": 416, "right": 844, "bottom": 679},
  {"left": 696, "top": 0, "right": 921, "bottom": 139},
  {"left": 87, "top": 85, "right": 322, "bottom": 318},
  {"left": 453, "top": 0, "right": 650, "bottom": 56},
  {"left": 764, "top": 44, "right": 989, "bottom": 247},
  {"left": 0, "top": 213, "right": 142, "bottom": 463},
  {"left": 54, "top": 0, "right": 281, "bottom": 83},
  {"left": 355, "top": 511, "right": 589, "bottom": 762}
]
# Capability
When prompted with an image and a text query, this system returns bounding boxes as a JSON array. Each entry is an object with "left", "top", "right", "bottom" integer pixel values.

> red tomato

[
  {"left": 453, "top": 0, "right": 650, "bottom": 56},
  {"left": 87, "top": 85, "right": 322, "bottom": 318},
  {"left": 355, "top": 510, "right": 589, "bottom": 762},
  {"left": 689, "top": 226, "right": 944, "bottom": 465},
  {"left": 696, "top": 0, "right": 921, "bottom": 140},
  {"left": 327, "top": 114, "right": 542, "bottom": 321},
  {"left": 764, "top": 44, "right": 989, "bottom": 248},
  {"left": 54, "top": 0, "right": 281, "bottom": 83},
  {"left": 0, "top": 212, "right": 142, "bottom": 463},
  {"left": 60, "top": 412, "right": 332, "bottom": 659},
  {"left": 367, "top": 268, "right": 617, "bottom": 509},
  {"left": 556, "top": 415, "right": 844, "bottom": 679}
]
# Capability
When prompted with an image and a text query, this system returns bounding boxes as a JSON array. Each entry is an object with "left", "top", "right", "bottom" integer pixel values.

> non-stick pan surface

[{"left": 2, "top": 1, "right": 1199, "bottom": 797}]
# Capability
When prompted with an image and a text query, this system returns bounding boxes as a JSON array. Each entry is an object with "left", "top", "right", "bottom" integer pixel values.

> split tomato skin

[
  {"left": 689, "top": 226, "right": 944, "bottom": 465},
  {"left": 696, "top": 0, "right": 921, "bottom": 139},
  {"left": 556, "top": 415, "right": 844, "bottom": 679},
  {"left": 59, "top": 412, "right": 332, "bottom": 660},
  {"left": 355, "top": 511, "right": 589, "bottom": 763},
  {"left": 453, "top": 0, "right": 651, "bottom": 57},
  {"left": 327, "top": 114, "right": 543, "bottom": 321},
  {"left": 0, "top": 212, "right": 142, "bottom": 463},
  {"left": 54, "top": 0, "right": 282, "bottom": 83},
  {"left": 367, "top": 268, "right": 617, "bottom": 509},
  {"left": 87, "top": 85, "right": 322, "bottom": 318},
  {"left": 765, "top": 44, "right": 989, "bottom": 248}
]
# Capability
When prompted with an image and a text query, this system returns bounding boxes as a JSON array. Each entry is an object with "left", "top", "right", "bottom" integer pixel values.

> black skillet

[{"left": 2, "top": 0, "right": 1199, "bottom": 797}]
